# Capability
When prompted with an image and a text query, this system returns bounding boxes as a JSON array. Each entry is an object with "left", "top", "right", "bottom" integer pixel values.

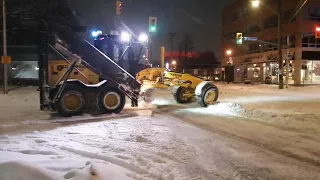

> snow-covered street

[{"left": 1, "top": 84, "right": 320, "bottom": 179}]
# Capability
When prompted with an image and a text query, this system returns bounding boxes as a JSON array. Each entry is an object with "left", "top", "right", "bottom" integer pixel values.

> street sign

[{"left": 244, "top": 37, "right": 258, "bottom": 41}]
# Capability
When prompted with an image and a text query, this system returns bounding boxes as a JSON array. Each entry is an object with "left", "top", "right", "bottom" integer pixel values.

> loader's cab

[
  {"left": 93, "top": 34, "right": 150, "bottom": 76},
  {"left": 94, "top": 34, "right": 122, "bottom": 63}
]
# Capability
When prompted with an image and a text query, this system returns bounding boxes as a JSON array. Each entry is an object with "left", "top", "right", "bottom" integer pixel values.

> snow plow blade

[{"left": 53, "top": 28, "right": 141, "bottom": 100}]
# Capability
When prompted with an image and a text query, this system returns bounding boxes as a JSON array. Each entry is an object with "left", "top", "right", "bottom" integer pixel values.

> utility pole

[
  {"left": 2, "top": 0, "right": 7, "bottom": 94},
  {"left": 168, "top": 32, "right": 176, "bottom": 61},
  {"left": 286, "top": 36, "right": 289, "bottom": 88},
  {"left": 278, "top": 0, "right": 284, "bottom": 89}
]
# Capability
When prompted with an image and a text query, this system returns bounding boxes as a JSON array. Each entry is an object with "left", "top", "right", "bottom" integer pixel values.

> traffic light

[
  {"left": 236, "top": 33, "right": 243, "bottom": 44},
  {"left": 116, "top": 0, "right": 122, "bottom": 16},
  {"left": 149, "top": 17, "right": 157, "bottom": 33},
  {"left": 316, "top": 27, "right": 320, "bottom": 38}
]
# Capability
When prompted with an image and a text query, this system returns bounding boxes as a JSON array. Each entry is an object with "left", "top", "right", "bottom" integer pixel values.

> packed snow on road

[{"left": 1, "top": 84, "right": 320, "bottom": 179}]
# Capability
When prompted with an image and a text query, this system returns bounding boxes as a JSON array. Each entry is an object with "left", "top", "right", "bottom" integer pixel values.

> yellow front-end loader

[{"left": 136, "top": 68, "right": 219, "bottom": 107}]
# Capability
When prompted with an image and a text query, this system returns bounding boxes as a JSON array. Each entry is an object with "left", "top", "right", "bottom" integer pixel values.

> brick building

[{"left": 221, "top": 0, "right": 320, "bottom": 85}]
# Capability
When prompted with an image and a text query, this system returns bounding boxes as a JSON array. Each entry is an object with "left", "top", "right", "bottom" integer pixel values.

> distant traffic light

[
  {"left": 236, "top": 33, "right": 243, "bottom": 44},
  {"left": 116, "top": 0, "right": 122, "bottom": 16},
  {"left": 316, "top": 27, "right": 320, "bottom": 38},
  {"left": 149, "top": 17, "right": 157, "bottom": 33}
]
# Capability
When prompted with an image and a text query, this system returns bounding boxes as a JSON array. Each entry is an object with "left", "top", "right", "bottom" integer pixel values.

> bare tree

[
  {"left": 0, "top": 61, "right": 31, "bottom": 85},
  {"left": 178, "top": 33, "right": 195, "bottom": 53},
  {"left": 8, "top": 61, "right": 31, "bottom": 80}
]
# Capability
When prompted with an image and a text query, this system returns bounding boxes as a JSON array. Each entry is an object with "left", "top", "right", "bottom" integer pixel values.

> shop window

[
  {"left": 289, "top": 35, "right": 296, "bottom": 48},
  {"left": 243, "top": 67, "right": 248, "bottom": 78},
  {"left": 268, "top": 40, "right": 278, "bottom": 51},
  {"left": 253, "top": 67, "right": 261, "bottom": 78},
  {"left": 281, "top": 35, "right": 296, "bottom": 48},
  {"left": 302, "top": 35, "right": 320, "bottom": 48},
  {"left": 270, "top": 63, "right": 278, "bottom": 76}
]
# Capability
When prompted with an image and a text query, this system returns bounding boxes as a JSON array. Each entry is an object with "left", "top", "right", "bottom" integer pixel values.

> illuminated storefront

[{"left": 232, "top": 49, "right": 295, "bottom": 84}]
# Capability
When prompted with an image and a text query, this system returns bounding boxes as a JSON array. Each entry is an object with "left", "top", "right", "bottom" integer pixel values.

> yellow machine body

[
  {"left": 48, "top": 60, "right": 100, "bottom": 86},
  {"left": 136, "top": 67, "right": 206, "bottom": 99}
]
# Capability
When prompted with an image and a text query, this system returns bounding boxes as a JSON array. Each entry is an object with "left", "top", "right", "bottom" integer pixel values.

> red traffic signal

[{"left": 316, "top": 27, "right": 320, "bottom": 38}]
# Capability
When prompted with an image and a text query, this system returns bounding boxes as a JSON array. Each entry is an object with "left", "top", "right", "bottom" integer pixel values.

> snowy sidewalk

[{"left": 0, "top": 87, "right": 50, "bottom": 125}]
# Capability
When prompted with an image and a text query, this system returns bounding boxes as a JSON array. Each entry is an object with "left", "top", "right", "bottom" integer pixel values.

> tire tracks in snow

[
  {"left": 174, "top": 111, "right": 320, "bottom": 168},
  {"left": 151, "top": 106, "right": 320, "bottom": 179}
]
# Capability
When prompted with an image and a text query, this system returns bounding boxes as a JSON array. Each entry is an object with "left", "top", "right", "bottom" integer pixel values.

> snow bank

[
  {"left": 181, "top": 101, "right": 320, "bottom": 133},
  {"left": 0, "top": 161, "right": 134, "bottom": 180},
  {"left": 0, "top": 161, "right": 59, "bottom": 180}
]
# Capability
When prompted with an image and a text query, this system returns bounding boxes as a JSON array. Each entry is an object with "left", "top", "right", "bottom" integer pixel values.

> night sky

[{"left": 67, "top": 0, "right": 234, "bottom": 61}]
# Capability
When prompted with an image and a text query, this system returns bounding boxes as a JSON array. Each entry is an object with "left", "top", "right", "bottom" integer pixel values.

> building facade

[{"left": 221, "top": 0, "right": 320, "bottom": 85}]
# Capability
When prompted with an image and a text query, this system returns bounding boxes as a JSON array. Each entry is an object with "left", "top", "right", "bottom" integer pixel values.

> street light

[
  {"left": 165, "top": 62, "right": 169, "bottom": 69},
  {"left": 251, "top": 0, "right": 260, "bottom": 8},
  {"left": 138, "top": 33, "right": 148, "bottom": 42},
  {"left": 226, "top": 49, "right": 232, "bottom": 56},
  {"left": 120, "top": 31, "right": 131, "bottom": 42},
  {"left": 172, "top": 60, "right": 176, "bottom": 65},
  {"left": 251, "top": 0, "right": 283, "bottom": 89},
  {"left": 91, "top": 30, "right": 102, "bottom": 37}
]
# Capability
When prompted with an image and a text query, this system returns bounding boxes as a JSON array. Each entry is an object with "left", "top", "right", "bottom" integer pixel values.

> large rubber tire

[
  {"left": 97, "top": 87, "right": 126, "bottom": 114},
  {"left": 55, "top": 86, "right": 86, "bottom": 117},
  {"left": 196, "top": 83, "right": 219, "bottom": 107},
  {"left": 173, "top": 86, "right": 193, "bottom": 104}
]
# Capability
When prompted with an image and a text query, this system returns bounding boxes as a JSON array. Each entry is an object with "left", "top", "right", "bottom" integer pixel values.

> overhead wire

[{"left": 288, "top": 0, "right": 308, "bottom": 23}]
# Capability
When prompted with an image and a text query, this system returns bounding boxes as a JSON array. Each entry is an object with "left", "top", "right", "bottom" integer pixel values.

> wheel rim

[
  {"left": 204, "top": 89, "right": 216, "bottom": 105},
  {"left": 63, "top": 93, "right": 82, "bottom": 111},
  {"left": 103, "top": 92, "right": 121, "bottom": 110},
  {"left": 180, "top": 88, "right": 191, "bottom": 101}
]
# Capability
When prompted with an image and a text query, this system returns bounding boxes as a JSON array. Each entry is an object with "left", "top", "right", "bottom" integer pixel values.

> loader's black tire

[
  {"left": 173, "top": 86, "right": 193, "bottom": 104},
  {"left": 97, "top": 87, "right": 126, "bottom": 114},
  {"left": 55, "top": 86, "right": 86, "bottom": 117},
  {"left": 197, "top": 84, "right": 219, "bottom": 107}
]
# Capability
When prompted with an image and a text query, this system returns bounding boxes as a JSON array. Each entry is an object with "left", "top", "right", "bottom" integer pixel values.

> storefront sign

[{"left": 241, "top": 49, "right": 295, "bottom": 65}]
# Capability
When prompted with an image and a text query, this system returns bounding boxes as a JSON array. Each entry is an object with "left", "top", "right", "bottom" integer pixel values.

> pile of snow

[
  {"left": 181, "top": 101, "right": 320, "bottom": 132},
  {"left": 0, "top": 160, "right": 134, "bottom": 180}
]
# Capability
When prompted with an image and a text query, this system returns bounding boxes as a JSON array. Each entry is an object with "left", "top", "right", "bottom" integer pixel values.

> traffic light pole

[
  {"left": 2, "top": 0, "right": 7, "bottom": 94},
  {"left": 286, "top": 36, "right": 289, "bottom": 88},
  {"left": 148, "top": 34, "right": 153, "bottom": 63},
  {"left": 277, "top": 0, "right": 284, "bottom": 89}
]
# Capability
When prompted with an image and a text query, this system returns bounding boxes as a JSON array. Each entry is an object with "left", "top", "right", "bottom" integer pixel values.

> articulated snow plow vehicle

[
  {"left": 41, "top": 28, "right": 144, "bottom": 117},
  {"left": 136, "top": 68, "right": 219, "bottom": 107}
]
